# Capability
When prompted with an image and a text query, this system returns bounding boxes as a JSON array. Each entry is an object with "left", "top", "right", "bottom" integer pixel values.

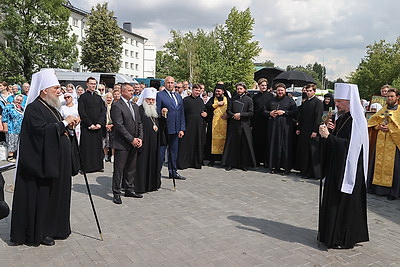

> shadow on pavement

[
  {"left": 227, "top": 215, "right": 320, "bottom": 249},
  {"left": 71, "top": 230, "right": 102, "bottom": 241},
  {"left": 72, "top": 175, "right": 113, "bottom": 201}
]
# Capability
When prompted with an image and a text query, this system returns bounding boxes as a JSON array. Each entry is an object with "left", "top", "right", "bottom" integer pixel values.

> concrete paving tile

[{"left": 0, "top": 162, "right": 400, "bottom": 266}]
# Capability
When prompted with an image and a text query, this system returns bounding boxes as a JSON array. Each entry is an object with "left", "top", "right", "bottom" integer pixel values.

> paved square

[{"left": 1, "top": 162, "right": 400, "bottom": 266}]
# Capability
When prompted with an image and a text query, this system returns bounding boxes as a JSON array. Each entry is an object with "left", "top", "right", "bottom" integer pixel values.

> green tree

[
  {"left": 215, "top": 7, "right": 261, "bottom": 89},
  {"left": 195, "top": 30, "right": 228, "bottom": 90},
  {"left": 155, "top": 50, "right": 175, "bottom": 78},
  {"left": 156, "top": 7, "right": 261, "bottom": 91},
  {"left": 0, "top": 0, "right": 77, "bottom": 82},
  {"left": 349, "top": 38, "right": 400, "bottom": 98},
  {"left": 81, "top": 3, "right": 123, "bottom": 73}
]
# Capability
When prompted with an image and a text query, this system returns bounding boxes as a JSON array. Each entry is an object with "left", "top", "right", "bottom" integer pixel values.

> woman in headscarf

[{"left": 323, "top": 93, "right": 335, "bottom": 111}]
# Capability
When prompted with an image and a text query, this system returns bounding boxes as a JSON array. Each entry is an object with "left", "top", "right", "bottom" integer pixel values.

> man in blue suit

[{"left": 156, "top": 76, "right": 186, "bottom": 180}]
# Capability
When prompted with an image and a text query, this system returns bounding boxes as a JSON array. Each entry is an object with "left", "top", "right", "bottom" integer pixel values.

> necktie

[
  {"left": 128, "top": 101, "right": 135, "bottom": 121},
  {"left": 170, "top": 92, "right": 177, "bottom": 107}
]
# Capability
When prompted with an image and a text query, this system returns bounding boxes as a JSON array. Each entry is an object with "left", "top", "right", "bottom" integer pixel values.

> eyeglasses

[
  {"left": 175, "top": 86, "right": 181, "bottom": 89},
  {"left": 64, "top": 96, "right": 71, "bottom": 99}
]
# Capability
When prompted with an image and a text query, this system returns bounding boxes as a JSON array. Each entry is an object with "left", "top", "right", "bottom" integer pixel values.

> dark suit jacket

[
  {"left": 111, "top": 98, "right": 143, "bottom": 150},
  {"left": 156, "top": 90, "right": 185, "bottom": 134}
]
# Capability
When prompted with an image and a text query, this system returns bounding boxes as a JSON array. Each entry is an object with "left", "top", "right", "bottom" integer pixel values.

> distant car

[{"left": 247, "top": 89, "right": 260, "bottom": 98}]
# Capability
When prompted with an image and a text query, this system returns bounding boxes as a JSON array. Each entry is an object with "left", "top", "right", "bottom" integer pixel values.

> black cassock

[
  {"left": 177, "top": 96, "right": 206, "bottom": 169},
  {"left": 251, "top": 91, "right": 274, "bottom": 165},
  {"left": 319, "top": 112, "right": 369, "bottom": 248},
  {"left": 295, "top": 96, "right": 323, "bottom": 178},
  {"left": 265, "top": 96, "right": 298, "bottom": 172},
  {"left": 78, "top": 91, "right": 106, "bottom": 173},
  {"left": 135, "top": 106, "right": 161, "bottom": 193},
  {"left": 222, "top": 94, "right": 256, "bottom": 168},
  {"left": 11, "top": 97, "right": 73, "bottom": 246}
]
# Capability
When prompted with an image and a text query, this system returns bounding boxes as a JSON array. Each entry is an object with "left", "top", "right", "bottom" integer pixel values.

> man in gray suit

[{"left": 111, "top": 83, "right": 143, "bottom": 204}]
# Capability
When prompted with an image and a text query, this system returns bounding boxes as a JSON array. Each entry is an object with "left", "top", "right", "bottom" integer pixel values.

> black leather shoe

[
  {"left": 41, "top": 237, "right": 55, "bottom": 246},
  {"left": 387, "top": 196, "right": 396, "bottom": 200},
  {"left": 113, "top": 195, "right": 122, "bottom": 204},
  {"left": 174, "top": 173, "right": 186, "bottom": 180},
  {"left": 208, "top": 160, "right": 214, "bottom": 167},
  {"left": 241, "top": 167, "right": 248, "bottom": 171},
  {"left": 225, "top": 166, "right": 232, "bottom": 171},
  {"left": 125, "top": 191, "right": 143, "bottom": 198}
]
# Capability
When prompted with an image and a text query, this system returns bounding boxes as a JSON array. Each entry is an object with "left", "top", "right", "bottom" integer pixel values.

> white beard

[
  {"left": 44, "top": 94, "right": 61, "bottom": 110},
  {"left": 143, "top": 101, "right": 158, "bottom": 118}
]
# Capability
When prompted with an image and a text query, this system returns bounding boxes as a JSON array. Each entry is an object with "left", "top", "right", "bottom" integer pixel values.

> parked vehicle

[
  {"left": 47, "top": 69, "right": 137, "bottom": 88},
  {"left": 135, "top": 78, "right": 164, "bottom": 89}
]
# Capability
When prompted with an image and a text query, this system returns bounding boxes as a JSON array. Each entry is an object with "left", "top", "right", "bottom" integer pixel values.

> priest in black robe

[
  {"left": 265, "top": 83, "right": 298, "bottom": 174},
  {"left": 318, "top": 83, "right": 369, "bottom": 249},
  {"left": 10, "top": 69, "right": 80, "bottom": 246},
  {"left": 252, "top": 78, "right": 274, "bottom": 167},
  {"left": 222, "top": 82, "right": 256, "bottom": 171},
  {"left": 135, "top": 88, "right": 161, "bottom": 193},
  {"left": 295, "top": 84, "right": 323, "bottom": 179},
  {"left": 177, "top": 84, "right": 207, "bottom": 169},
  {"left": 78, "top": 77, "right": 106, "bottom": 173}
]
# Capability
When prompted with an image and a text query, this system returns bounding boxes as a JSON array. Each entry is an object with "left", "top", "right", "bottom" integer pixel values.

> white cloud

[{"left": 71, "top": 0, "right": 400, "bottom": 80}]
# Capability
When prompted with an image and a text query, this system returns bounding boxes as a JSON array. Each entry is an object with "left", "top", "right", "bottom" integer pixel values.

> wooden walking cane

[{"left": 73, "top": 129, "right": 104, "bottom": 241}]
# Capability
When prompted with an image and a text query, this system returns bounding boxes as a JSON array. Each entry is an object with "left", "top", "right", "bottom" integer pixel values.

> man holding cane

[{"left": 10, "top": 69, "right": 80, "bottom": 246}]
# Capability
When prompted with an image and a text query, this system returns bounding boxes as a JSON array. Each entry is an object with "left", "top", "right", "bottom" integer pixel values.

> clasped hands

[
  {"left": 269, "top": 110, "right": 285, "bottom": 118},
  {"left": 378, "top": 124, "right": 389, "bottom": 132},
  {"left": 131, "top": 138, "right": 142, "bottom": 148},
  {"left": 88, "top": 124, "right": 101, "bottom": 130}
]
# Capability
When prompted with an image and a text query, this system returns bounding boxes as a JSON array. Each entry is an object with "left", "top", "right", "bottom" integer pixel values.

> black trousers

[{"left": 112, "top": 148, "right": 137, "bottom": 195}]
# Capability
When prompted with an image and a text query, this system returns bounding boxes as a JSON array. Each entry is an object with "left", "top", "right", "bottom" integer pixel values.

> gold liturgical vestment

[
  {"left": 368, "top": 105, "right": 400, "bottom": 187},
  {"left": 211, "top": 96, "right": 228, "bottom": 155}
]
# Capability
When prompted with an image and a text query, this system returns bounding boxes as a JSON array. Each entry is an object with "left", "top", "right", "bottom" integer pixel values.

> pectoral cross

[{"left": 383, "top": 110, "right": 392, "bottom": 125}]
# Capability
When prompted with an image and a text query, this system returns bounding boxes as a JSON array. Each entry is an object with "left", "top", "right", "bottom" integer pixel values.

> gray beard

[
  {"left": 44, "top": 94, "right": 61, "bottom": 110},
  {"left": 143, "top": 101, "right": 158, "bottom": 118}
]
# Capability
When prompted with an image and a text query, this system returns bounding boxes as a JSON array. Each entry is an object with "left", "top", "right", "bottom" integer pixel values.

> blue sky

[{"left": 71, "top": 0, "right": 400, "bottom": 80}]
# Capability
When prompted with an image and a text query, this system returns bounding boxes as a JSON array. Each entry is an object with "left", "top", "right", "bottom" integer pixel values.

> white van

[{"left": 47, "top": 69, "right": 137, "bottom": 88}]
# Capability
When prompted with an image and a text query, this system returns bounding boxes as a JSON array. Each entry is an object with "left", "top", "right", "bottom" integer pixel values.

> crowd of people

[{"left": 1, "top": 68, "right": 400, "bottom": 249}]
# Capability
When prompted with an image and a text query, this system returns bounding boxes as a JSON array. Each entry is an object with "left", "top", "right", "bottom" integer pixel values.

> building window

[
  {"left": 72, "top": 18, "right": 79, "bottom": 27},
  {"left": 135, "top": 64, "right": 139, "bottom": 71},
  {"left": 131, "top": 63, "right": 134, "bottom": 69},
  {"left": 125, "top": 62, "right": 129, "bottom": 69},
  {"left": 125, "top": 49, "right": 128, "bottom": 56},
  {"left": 131, "top": 51, "right": 134, "bottom": 58},
  {"left": 126, "top": 37, "right": 129, "bottom": 44},
  {"left": 135, "top": 40, "right": 139, "bottom": 47},
  {"left": 131, "top": 39, "right": 134, "bottom": 45},
  {"left": 135, "top": 52, "right": 139, "bottom": 59}
]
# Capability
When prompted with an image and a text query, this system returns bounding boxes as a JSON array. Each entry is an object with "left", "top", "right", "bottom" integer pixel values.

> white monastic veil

[
  {"left": 26, "top": 69, "right": 60, "bottom": 107},
  {"left": 334, "top": 83, "right": 369, "bottom": 194},
  {"left": 136, "top": 87, "right": 158, "bottom": 106}
]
